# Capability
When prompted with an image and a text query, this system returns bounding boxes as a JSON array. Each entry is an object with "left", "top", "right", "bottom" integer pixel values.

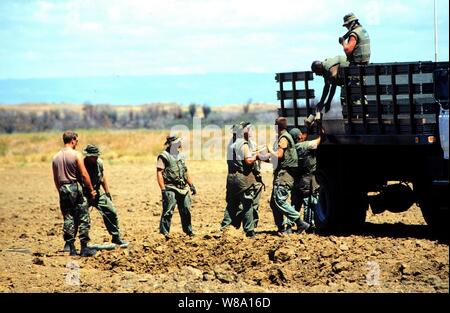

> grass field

[{"left": 0, "top": 126, "right": 278, "bottom": 166}]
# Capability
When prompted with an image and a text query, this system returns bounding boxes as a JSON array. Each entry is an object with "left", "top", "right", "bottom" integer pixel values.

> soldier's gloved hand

[
  {"left": 190, "top": 184, "right": 197, "bottom": 195},
  {"left": 105, "top": 192, "right": 112, "bottom": 201},
  {"left": 339, "top": 36, "right": 345, "bottom": 45}
]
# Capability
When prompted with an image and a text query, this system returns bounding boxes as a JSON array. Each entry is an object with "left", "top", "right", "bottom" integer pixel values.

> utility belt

[
  {"left": 60, "top": 180, "right": 77, "bottom": 186},
  {"left": 59, "top": 181, "right": 82, "bottom": 193},
  {"left": 229, "top": 168, "right": 260, "bottom": 176},
  {"left": 166, "top": 181, "right": 187, "bottom": 189},
  {"left": 273, "top": 168, "right": 295, "bottom": 188}
]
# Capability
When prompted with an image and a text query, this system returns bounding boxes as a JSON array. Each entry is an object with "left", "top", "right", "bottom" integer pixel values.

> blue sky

[{"left": 0, "top": 0, "right": 448, "bottom": 80}]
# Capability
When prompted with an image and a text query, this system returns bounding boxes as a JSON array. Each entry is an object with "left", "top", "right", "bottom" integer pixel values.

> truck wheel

[
  {"left": 420, "top": 199, "right": 448, "bottom": 238},
  {"left": 340, "top": 192, "right": 367, "bottom": 231},
  {"left": 314, "top": 171, "right": 367, "bottom": 232},
  {"left": 313, "top": 170, "right": 339, "bottom": 231},
  {"left": 417, "top": 183, "right": 449, "bottom": 238}
]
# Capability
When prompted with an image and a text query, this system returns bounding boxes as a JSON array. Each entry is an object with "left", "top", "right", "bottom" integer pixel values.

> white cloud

[
  {"left": 33, "top": 1, "right": 56, "bottom": 22},
  {"left": 3, "top": 0, "right": 449, "bottom": 78},
  {"left": 107, "top": 5, "right": 121, "bottom": 22}
]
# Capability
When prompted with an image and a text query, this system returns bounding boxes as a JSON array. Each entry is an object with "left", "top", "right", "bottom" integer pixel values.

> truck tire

[
  {"left": 314, "top": 170, "right": 367, "bottom": 232},
  {"left": 313, "top": 170, "right": 337, "bottom": 231},
  {"left": 417, "top": 181, "right": 449, "bottom": 238},
  {"left": 340, "top": 191, "right": 367, "bottom": 231}
]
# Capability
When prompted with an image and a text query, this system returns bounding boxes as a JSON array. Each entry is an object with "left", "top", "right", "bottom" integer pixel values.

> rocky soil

[{"left": 0, "top": 162, "right": 448, "bottom": 292}]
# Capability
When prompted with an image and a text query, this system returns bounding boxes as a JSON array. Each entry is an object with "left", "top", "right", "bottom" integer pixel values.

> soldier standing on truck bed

[
  {"left": 339, "top": 13, "right": 371, "bottom": 107},
  {"left": 220, "top": 122, "right": 264, "bottom": 237},
  {"left": 156, "top": 134, "right": 196, "bottom": 239},
  {"left": 311, "top": 56, "right": 349, "bottom": 113},
  {"left": 52, "top": 130, "right": 97, "bottom": 257},
  {"left": 82, "top": 144, "right": 129, "bottom": 248},
  {"left": 339, "top": 13, "right": 371, "bottom": 65},
  {"left": 289, "top": 126, "right": 324, "bottom": 232},
  {"left": 268, "top": 117, "right": 310, "bottom": 235}
]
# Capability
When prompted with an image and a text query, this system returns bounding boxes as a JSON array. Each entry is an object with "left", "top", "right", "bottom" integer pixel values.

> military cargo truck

[{"left": 275, "top": 61, "right": 449, "bottom": 235}]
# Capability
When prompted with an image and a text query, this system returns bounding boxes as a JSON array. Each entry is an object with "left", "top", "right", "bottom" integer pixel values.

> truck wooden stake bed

[{"left": 275, "top": 61, "right": 449, "bottom": 235}]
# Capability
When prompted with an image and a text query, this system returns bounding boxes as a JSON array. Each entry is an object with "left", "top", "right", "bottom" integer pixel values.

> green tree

[{"left": 189, "top": 103, "right": 196, "bottom": 118}]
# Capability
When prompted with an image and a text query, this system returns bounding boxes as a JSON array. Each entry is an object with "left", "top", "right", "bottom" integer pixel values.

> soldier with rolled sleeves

[
  {"left": 82, "top": 144, "right": 129, "bottom": 248},
  {"left": 311, "top": 55, "right": 349, "bottom": 113},
  {"left": 289, "top": 127, "right": 324, "bottom": 231},
  {"left": 220, "top": 122, "right": 264, "bottom": 237},
  {"left": 156, "top": 135, "right": 196, "bottom": 239},
  {"left": 52, "top": 130, "right": 97, "bottom": 257},
  {"left": 267, "top": 117, "right": 310, "bottom": 234}
]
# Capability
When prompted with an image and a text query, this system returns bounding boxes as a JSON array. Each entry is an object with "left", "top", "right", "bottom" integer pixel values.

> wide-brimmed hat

[
  {"left": 83, "top": 144, "right": 101, "bottom": 156},
  {"left": 240, "top": 121, "right": 253, "bottom": 131},
  {"left": 164, "top": 134, "right": 181, "bottom": 146},
  {"left": 342, "top": 12, "right": 358, "bottom": 26}
]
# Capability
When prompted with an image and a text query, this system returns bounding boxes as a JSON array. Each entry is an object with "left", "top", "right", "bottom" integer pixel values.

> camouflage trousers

[
  {"left": 292, "top": 175, "right": 319, "bottom": 227},
  {"left": 59, "top": 183, "right": 90, "bottom": 244},
  {"left": 270, "top": 184, "right": 300, "bottom": 229},
  {"left": 91, "top": 192, "right": 121, "bottom": 237},
  {"left": 340, "top": 78, "right": 368, "bottom": 107},
  {"left": 159, "top": 187, "right": 193, "bottom": 235},
  {"left": 220, "top": 174, "right": 263, "bottom": 234}
]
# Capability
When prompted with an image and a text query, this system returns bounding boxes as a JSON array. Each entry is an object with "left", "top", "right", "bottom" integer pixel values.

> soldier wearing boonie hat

[
  {"left": 156, "top": 134, "right": 196, "bottom": 239},
  {"left": 83, "top": 144, "right": 129, "bottom": 248},
  {"left": 339, "top": 12, "right": 371, "bottom": 65}
]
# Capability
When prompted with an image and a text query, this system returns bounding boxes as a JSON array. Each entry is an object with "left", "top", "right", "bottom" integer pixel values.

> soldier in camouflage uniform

[
  {"left": 339, "top": 13, "right": 371, "bottom": 65},
  {"left": 220, "top": 124, "right": 244, "bottom": 231},
  {"left": 52, "top": 131, "right": 97, "bottom": 257},
  {"left": 289, "top": 127, "right": 324, "bottom": 231},
  {"left": 156, "top": 135, "right": 196, "bottom": 239},
  {"left": 83, "top": 144, "right": 129, "bottom": 248},
  {"left": 339, "top": 13, "right": 371, "bottom": 106},
  {"left": 268, "top": 117, "right": 310, "bottom": 234},
  {"left": 220, "top": 122, "right": 264, "bottom": 237}
]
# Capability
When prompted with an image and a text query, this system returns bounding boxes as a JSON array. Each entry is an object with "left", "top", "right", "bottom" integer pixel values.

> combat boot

[
  {"left": 64, "top": 242, "right": 78, "bottom": 256},
  {"left": 246, "top": 230, "right": 256, "bottom": 238},
  {"left": 295, "top": 218, "right": 310, "bottom": 234},
  {"left": 278, "top": 225, "right": 293, "bottom": 235},
  {"left": 63, "top": 242, "right": 71, "bottom": 252},
  {"left": 112, "top": 235, "right": 129, "bottom": 248},
  {"left": 161, "top": 232, "right": 171, "bottom": 241},
  {"left": 80, "top": 242, "right": 97, "bottom": 257}
]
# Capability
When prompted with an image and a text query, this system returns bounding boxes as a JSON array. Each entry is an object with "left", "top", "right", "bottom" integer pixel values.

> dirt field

[{"left": 0, "top": 156, "right": 448, "bottom": 293}]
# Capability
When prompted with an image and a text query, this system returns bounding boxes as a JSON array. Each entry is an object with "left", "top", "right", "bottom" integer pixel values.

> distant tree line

[{"left": 0, "top": 103, "right": 277, "bottom": 133}]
